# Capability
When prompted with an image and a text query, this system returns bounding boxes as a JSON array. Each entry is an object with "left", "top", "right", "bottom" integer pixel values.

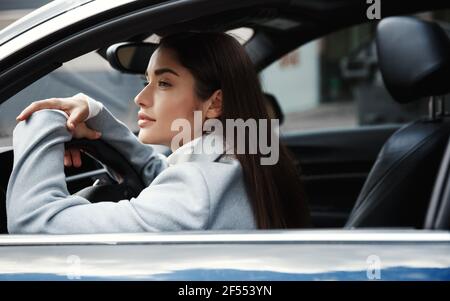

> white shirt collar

[{"left": 166, "top": 131, "right": 234, "bottom": 166}]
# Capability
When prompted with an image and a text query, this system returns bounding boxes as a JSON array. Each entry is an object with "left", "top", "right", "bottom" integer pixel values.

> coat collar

[{"left": 166, "top": 132, "right": 234, "bottom": 166}]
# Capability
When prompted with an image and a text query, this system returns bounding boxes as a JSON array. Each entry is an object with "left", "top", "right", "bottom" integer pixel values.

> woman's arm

[
  {"left": 16, "top": 93, "right": 168, "bottom": 186},
  {"left": 6, "top": 110, "right": 210, "bottom": 234}
]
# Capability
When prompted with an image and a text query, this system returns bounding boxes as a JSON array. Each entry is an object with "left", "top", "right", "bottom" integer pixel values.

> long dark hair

[{"left": 159, "top": 32, "right": 310, "bottom": 229}]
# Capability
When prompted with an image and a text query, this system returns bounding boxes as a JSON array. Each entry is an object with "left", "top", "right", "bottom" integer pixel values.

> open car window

[
  {"left": 0, "top": 50, "right": 143, "bottom": 147},
  {"left": 0, "top": 2, "right": 449, "bottom": 238}
]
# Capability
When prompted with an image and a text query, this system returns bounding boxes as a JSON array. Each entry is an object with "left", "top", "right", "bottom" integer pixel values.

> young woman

[{"left": 7, "top": 32, "right": 310, "bottom": 234}]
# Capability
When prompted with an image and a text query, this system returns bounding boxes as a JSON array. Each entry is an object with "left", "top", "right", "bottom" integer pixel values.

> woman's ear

[{"left": 205, "top": 89, "right": 223, "bottom": 119}]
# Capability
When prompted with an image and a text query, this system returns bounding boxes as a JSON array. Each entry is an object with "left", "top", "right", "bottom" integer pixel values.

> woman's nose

[{"left": 134, "top": 87, "right": 153, "bottom": 107}]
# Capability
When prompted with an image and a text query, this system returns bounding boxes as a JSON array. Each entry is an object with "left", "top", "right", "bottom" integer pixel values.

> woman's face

[{"left": 134, "top": 47, "right": 207, "bottom": 148}]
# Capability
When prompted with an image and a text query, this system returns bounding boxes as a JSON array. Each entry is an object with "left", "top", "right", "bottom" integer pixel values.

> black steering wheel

[{"left": 65, "top": 139, "right": 145, "bottom": 203}]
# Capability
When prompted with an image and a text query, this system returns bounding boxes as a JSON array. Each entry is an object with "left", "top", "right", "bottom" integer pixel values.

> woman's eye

[{"left": 158, "top": 81, "right": 171, "bottom": 88}]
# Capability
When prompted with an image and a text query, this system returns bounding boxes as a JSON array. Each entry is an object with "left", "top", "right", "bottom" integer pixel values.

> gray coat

[{"left": 6, "top": 108, "right": 256, "bottom": 234}]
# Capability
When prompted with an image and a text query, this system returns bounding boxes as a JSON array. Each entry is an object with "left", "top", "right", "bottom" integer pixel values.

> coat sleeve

[
  {"left": 84, "top": 105, "right": 168, "bottom": 186},
  {"left": 6, "top": 110, "right": 211, "bottom": 234}
]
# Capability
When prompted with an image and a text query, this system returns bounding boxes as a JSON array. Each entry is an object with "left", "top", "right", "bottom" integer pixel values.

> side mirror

[
  {"left": 106, "top": 42, "right": 157, "bottom": 74},
  {"left": 264, "top": 93, "right": 284, "bottom": 125}
]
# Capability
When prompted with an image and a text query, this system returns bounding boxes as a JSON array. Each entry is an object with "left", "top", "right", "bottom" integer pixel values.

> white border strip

[{"left": 0, "top": 230, "right": 450, "bottom": 246}]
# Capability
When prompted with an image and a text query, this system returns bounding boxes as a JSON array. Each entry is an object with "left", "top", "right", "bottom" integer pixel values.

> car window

[
  {"left": 0, "top": 50, "right": 143, "bottom": 147},
  {"left": 261, "top": 9, "right": 450, "bottom": 134}
]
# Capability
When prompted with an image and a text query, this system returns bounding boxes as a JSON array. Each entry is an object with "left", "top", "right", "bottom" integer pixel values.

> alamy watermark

[
  {"left": 66, "top": 255, "right": 82, "bottom": 280},
  {"left": 366, "top": 254, "right": 382, "bottom": 280},
  {"left": 366, "top": 0, "right": 381, "bottom": 20},
  {"left": 171, "top": 111, "right": 280, "bottom": 165}
]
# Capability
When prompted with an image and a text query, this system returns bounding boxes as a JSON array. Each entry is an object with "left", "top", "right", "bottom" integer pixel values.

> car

[{"left": 0, "top": 0, "right": 449, "bottom": 281}]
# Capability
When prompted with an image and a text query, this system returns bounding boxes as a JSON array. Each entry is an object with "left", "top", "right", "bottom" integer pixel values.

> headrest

[{"left": 376, "top": 17, "right": 450, "bottom": 103}]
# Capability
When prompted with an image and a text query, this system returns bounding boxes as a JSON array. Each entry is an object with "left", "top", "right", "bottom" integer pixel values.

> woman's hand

[
  {"left": 64, "top": 123, "right": 102, "bottom": 167},
  {"left": 16, "top": 94, "right": 102, "bottom": 168},
  {"left": 17, "top": 94, "right": 94, "bottom": 131}
]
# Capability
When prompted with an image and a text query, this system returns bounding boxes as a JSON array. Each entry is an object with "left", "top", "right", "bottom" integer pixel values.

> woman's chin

[
  {"left": 138, "top": 131, "right": 165, "bottom": 146},
  {"left": 138, "top": 131, "right": 152, "bottom": 144}
]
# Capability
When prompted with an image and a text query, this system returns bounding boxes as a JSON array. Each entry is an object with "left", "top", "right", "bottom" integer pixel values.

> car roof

[
  {"left": 0, "top": 0, "right": 140, "bottom": 58},
  {"left": 0, "top": 0, "right": 94, "bottom": 46}
]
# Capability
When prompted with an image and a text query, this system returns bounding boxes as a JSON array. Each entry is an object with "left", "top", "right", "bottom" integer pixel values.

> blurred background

[
  {"left": 0, "top": 0, "right": 50, "bottom": 28},
  {"left": 260, "top": 10, "right": 450, "bottom": 132}
]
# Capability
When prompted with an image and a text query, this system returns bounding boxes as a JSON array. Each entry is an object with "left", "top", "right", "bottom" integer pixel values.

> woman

[{"left": 7, "top": 32, "right": 310, "bottom": 234}]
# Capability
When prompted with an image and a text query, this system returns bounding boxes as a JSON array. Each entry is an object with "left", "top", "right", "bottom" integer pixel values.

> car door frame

[{"left": 0, "top": 230, "right": 449, "bottom": 280}]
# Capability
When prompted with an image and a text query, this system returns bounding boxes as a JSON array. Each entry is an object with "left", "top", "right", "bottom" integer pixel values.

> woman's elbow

[
  {"left": 7, "top": 214, "right": 46, "bottom": 234},
  {"left": 7, "top": 219, "right": 27, "bottom": 234}
]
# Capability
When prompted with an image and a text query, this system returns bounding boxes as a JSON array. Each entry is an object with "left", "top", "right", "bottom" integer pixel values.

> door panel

[
  {"left": 282, "top": 124, "right": 402, "bottom": 227},
  {"left": 0, "top": 231, "right": 448, "bottom": 280}
]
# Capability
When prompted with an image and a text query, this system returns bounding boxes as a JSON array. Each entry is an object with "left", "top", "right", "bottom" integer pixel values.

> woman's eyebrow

[{"left": 145, "top": 68, "right": 180, "bottom": 77}]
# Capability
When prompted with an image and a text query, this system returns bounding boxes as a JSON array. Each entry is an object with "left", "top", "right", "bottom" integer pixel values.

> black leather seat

[{"left": 345, "top": 17, "right": 450, "bottom": 228}]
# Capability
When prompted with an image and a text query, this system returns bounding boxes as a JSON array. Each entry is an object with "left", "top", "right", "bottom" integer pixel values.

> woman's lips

[
  {"left": 138, "top": 119, "right": 154, "bottom": 127},
  {"left": 138, "top": 111, "right": 156, "bottom": 128}
]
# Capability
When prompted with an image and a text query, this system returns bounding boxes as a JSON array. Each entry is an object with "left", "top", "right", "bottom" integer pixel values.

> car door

[
  {"left": 282, "top": 125, "right": 400, "bottom": 228},
  {"left": 0, "top": 230, "right": 449, "bottom": 280}
]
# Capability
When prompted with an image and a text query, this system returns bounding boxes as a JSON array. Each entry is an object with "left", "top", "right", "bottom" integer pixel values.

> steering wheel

[{"left": 65, "top": 139, "right": 145, "bottom": 203}]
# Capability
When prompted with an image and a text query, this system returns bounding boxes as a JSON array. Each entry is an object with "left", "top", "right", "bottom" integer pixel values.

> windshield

[{"left": 0, "top": 0, "right": 93, "bottom": 46}]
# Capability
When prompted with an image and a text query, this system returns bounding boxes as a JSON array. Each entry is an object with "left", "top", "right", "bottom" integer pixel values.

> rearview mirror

[{"left": 106, "top": 42, "right": 157, "bottom": 74}]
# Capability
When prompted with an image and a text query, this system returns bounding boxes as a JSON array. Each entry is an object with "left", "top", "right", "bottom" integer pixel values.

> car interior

[
  {"left": 344, "top": 16, "right": 450, "bottom": 228},
  {"left": 0, "top": 1, "right": 450, "bottom": 234}
]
